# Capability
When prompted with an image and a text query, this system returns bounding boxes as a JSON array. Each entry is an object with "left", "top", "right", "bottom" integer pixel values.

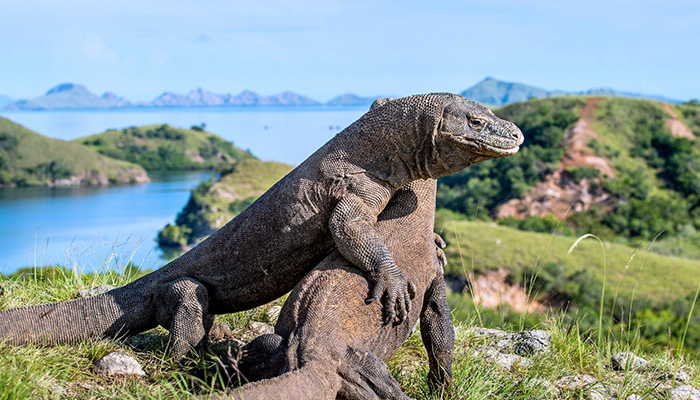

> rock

[
  {"left": 466, "top": 327, "right": 511, "bottom": 338},
  {"left": 611, "top": 352, "right": 648, "bottom": 371},
  {"left": 667, "top": 385, "right": 700, "bottom": 400},
  {"left": 472, "top": 346, "right": 530, "bottom": 370},
  {"left": 662, "top": 370, "right": 692, "bottom": 383},
  {"left": 265, "top": 305, "right": 282, "bottom": 323},
  {"left": 249, "top": 321, "right": 274, "bottom": 336},
  {"left": 467, "top": 328, "right": 551, "bottom": 356},
  {"left": 79, "top": 285, "right": 115, "bottom": 298},
  {"left": 513, "top": 330, "right": 551, "bottom": 356},
  {"left": 208, "top": 322, "right": 232, "bottom": 341},
  {"left": 93, "top": 352, "right": 145, "bottom": 377},
  {"left": 554, "top": 374, "right": 597, "bottom": 391},
  {"left": 625, "top": 395, "right": 643, "bottom": 400}
]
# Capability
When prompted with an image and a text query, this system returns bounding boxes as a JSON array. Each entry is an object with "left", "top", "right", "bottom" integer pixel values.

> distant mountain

[
  {"left": 150, "top": 88, "right": 320, "bottom": 107},
  {"left": 5, "top": 83, "right": 132, "bottom": 110},
  {"left": 326, "top": 93, "right": 377, "bottom": 106},
  {"left": 2, "top": 79, "right": 685, "bottom": 111},
  {"left": 461, "top": 77, "right": 682, "bottom": 106}
]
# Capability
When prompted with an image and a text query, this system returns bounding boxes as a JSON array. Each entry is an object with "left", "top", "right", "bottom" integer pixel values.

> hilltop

[
  {"left": 75, "top": 124, "right": 253, "bottom": 171},
  {"left": 0, "top": 117, "right": 148, "bottom": 187}
]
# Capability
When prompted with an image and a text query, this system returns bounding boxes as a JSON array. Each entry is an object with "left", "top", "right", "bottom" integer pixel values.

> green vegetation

[
  {"left": 75, "top": 124, "right": 252, "bottom": 171},
  {"left": 437, "top": 97, "right": 584, "bottom": 219},
  {"left": 0, "top": 117, "right": 148, "bottom": 186},
  {"left": 437, "top": 215, "right": 700, "bottom": 353},
  {"left": 570, "top": 98, "right": 700, "bottom": 241},
  {"left": 157, "top": 158, "right": 294, "bottom": 247},
  {"left": 437, "top": 96, "right": 700, "bottom": 257}
]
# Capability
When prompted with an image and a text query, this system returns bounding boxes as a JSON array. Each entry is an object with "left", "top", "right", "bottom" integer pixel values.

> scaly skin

[
  {"left": 219, "top": 179, "right": 453, "bottom": 400},
  {"left": 0, "top": 94, "right": 523, "bottom": 357}
]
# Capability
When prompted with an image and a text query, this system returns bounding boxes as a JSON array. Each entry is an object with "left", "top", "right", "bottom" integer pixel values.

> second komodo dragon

[
  {"left": 0, "top": 94, "right": 523, "bottom": 357},
  {"left": 219, "top": 179, "right": 452, "bottom": 400}
]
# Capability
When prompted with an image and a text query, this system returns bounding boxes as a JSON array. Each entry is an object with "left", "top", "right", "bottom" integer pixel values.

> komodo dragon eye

[{"left": 469, "top": 118, "right": 487, "bottom": 131}]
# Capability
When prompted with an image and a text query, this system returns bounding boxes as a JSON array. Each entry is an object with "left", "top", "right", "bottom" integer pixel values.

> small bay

[{"left": 0, "top": 106, "right": 368, "bottom": 273}]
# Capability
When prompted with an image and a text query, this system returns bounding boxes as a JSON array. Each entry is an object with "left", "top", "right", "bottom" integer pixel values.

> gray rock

[
  {"left": 611, "top": 352, "right": 648, "bottom": 371},
  {"left": 667, "top": 385, "right": 700, "bottom": 400},
  {"left": 554, "top": 374, "right": 597, "bottom": 391},
  {"left": 513, "top": 330, "right": 551, "bottom": 356},
  {"left": 472, "top": 346, "right": 531, "bottom": 370},
  {"left": 625, "top": 395, "right": 643, "bottom": 400},
  {"left": 466, "top": 327, "right": 510, "bottom": 338},
  {"left": 93, "top": 352, "right": 145, "bottom": 377},
  {"left": 79, "top": 285, "right": 115, "bottom": 298},
  {"left": 250, "top": 321, "right": 274, "bottom": 336},
  {"left": 265, "top": 305, "right": 282, "bottom": 323}
]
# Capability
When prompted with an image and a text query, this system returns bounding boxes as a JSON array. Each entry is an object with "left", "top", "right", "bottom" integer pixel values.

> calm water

[
  {"left": 0, "top": 106, "right": 368, "bottom": 274},
  {"left": 0, "top": 106, "right": 367, "bottom": 165}
]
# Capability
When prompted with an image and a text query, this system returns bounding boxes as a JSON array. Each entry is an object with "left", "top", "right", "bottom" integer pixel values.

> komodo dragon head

[
  {"left": 432, "top": 94, "right": 524, "bottom": 174},
  {"left": 366, "top": 93, "right": 524, "bottom": 181}
]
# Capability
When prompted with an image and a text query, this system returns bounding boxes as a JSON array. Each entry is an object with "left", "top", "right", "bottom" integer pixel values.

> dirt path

[
  {"left": 660, "top": 103, "right": 694, "bottom": 139},
  {"left": 496, "top": 98, "right": 613, "bottom": 220},
  {"left": 561, "top": 98, "right": 614, "bottom": 177}
]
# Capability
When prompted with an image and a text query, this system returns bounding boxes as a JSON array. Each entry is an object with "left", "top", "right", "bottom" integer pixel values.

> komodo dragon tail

[{"left": 0, "top": 282, "right": 158, "bottom": 346}]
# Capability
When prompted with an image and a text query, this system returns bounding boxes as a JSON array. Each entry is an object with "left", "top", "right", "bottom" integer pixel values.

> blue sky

[{"left": 1, "top": 0, "right": 698, "bottom": 102}]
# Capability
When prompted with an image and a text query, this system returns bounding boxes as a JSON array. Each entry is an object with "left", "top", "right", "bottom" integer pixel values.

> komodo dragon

[
  {"left": 0, "top": 94, "right": 523, "bottom": 357},
  {"left": 217, "top": 179, "right": 452, "bottom": 400}
]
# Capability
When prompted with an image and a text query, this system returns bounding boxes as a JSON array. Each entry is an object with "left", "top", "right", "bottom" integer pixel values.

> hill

[
  {"left": 74, "top": 124, "right": 253, "bottom": 171},
  {"left": 4, "top": 83, "right": 130, "bottom": 110},
  {"left": 0, "top": 117, "right": 148, "bottom": 187},
  {"left": 157, "top": 157, "right": 294, "bottom": 248},
  {"left": 461, "top": 77, "right": 682, "bottom": 106},
  {"left": 437, "top": 96, "right": 700, "bottom": 257}
]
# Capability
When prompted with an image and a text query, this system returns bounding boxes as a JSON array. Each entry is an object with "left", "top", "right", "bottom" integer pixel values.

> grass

[
  {"left": 2, "top": 270, "right": 697, "bottom": 400},
  {"left": 437, "top": 214, "right": 700, "bottom": 305},
  {"left": 0, "top": 117, "right": 147, "bottom": 186}
]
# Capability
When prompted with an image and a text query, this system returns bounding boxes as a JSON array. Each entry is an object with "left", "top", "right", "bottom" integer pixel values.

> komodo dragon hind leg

[
  {"left": 155, "top": 277, "right": 212, "bottom": 358},
  {"left": 337, "top": 347, "right": 412, "bottom": 400},
  {"left": 236, "top": 333, "right": 286, "bottom": 383}
]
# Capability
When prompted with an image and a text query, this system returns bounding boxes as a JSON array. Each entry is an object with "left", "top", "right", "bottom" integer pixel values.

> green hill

[
  {"left": 74, "top": 124, "right": 253, "bottom": 171},
  {"left": 438, "top": 96, "right": 700, "bottom": 257},
  {"left": 157, "top": 157, "right": 294, "bottom": 247},
  {"left": 0, "top": 117, "right": 148, "bottom": 187}
]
